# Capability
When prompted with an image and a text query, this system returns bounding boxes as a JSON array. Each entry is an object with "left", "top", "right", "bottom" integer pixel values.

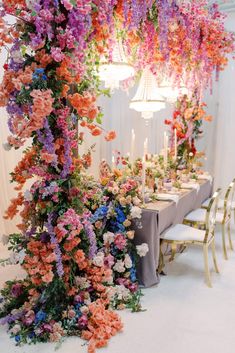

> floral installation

[
  {"left": 0, "top": 1, "right": 234, "bottom": 352},
  {"left": 165, "top": 94, "right": 213, "bottom": 168}
]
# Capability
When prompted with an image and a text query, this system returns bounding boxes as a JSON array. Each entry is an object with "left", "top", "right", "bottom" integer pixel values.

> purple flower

[
  {"left": 46, "top": 213, "right": 64, "bottom": 278},
  {"left": 11, "top": 284, "right": 23, "bottom": 298}
]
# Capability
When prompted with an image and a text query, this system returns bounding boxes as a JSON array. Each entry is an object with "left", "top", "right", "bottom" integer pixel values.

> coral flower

[{"left": 105, "top": 131, "right": 116, "bottom": 142}]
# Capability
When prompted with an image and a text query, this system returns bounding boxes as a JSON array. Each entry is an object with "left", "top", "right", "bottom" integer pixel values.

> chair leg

[
  {"left": 203, "top": 244, "right": 212, "bottom": 288},
  {"left": 158, "top": 241, "right": 165, "bottom": 274},
  {"left": 228, "top": 221, "right": 234, "bottom": 251},
  {"left": 211, "top": 238, "right": 219, "bottom": 273},
  {"left": 169, "top": 243, "right": 177, "bottom": 262},
  {"left": 222, "top": 223, "right": 228, "bottom": 260}
]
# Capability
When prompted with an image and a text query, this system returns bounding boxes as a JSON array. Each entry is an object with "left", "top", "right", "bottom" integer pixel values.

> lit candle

[
  {"left": 144, "top": 137, "right": 148, "bottom": 157},
  {"left": 174, "top": 128, "right": 177, "bottom": 161},
  {"left": 130, "top": 129, "right": 135, "bottom": 165},
  {"left": 112, "top": 155, "right": 115, "bottom": 169},
  {"left": 163, "top": 132, "right": 168, "bottom": 169},
  {"left": 142, "top": 155, "right": 146, "bottom": 204}
]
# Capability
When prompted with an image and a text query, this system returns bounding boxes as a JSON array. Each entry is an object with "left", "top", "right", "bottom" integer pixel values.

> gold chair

[
  {"left": 160, "top": 190, "right": 221, "bottom": 287},
  {"left": 202, "top": 178, "right": 235, "bottom": 211},
  {"left": 184, "top": 183, "right": 235, "bottom": 260}
]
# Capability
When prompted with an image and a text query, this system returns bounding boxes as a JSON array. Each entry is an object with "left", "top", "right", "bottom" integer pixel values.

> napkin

[
  {"left": 181, "top": 182, "right": 200, "bottom": 192},
  {"left": 156, "top": 193, "right": 180, "bottom": 204},
  {"left": 197, "top": 174, "right": 213, "bottom": 184}
]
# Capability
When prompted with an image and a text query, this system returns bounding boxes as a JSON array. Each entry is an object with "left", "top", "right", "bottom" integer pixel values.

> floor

[{"left": 1, "top": 224, "right": 235, "bottom": 353}]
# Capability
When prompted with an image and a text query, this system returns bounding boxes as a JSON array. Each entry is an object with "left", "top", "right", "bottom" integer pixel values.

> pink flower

[
  {"left": 61, "top": 0, "right": 73, "bottom": 10},
  {"left": 77, "top": 314, "right": 88, "bottom": 329},
  {"left": 104, "top": 254, "right": 115, "bottom": 268},
  {"left": 51, "top": 47, "right": 65, "bottom": 63},
  {"left": 114, "top": 234, "right": 127, "bottom": 250},
  {"left": 23, "top": 310, "right": 35, "bottom": 326}
]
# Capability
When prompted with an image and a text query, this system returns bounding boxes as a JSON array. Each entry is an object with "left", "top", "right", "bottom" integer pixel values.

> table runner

[{"left": 134, "top": 180, "right": 212, "bottom": 287}]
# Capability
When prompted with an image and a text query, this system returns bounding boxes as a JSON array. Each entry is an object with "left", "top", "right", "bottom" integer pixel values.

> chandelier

[
  {"left": 158, "top": 77, "right": 189, "bottom": 103},
  {"left": 129, "top": 68, "right": 166, "bottom": 120},
  {"left": 98, "top": 38, "right": 135, "bottom": 90}
]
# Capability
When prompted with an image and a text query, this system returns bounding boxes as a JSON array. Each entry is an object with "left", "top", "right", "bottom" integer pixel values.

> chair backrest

[
  {"left": 204, "top": 189, "right": 221, "bottom": 242},
  {"left": 223, "top": 181, "right": 235, "bottom": 221}
]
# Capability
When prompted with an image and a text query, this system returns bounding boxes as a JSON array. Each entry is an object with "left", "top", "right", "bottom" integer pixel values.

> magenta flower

[
  {"left": 23, "top": 310, "right": 35, "bottom": 326},
  {"left": 11, "top": 284, "right": 23, "bottom": 298},
  {"left": 114, "top": 234, "right": 127, "bottom": 250},
  {"left": 51, "top": 47, "right": 65, "bottom": 63}
]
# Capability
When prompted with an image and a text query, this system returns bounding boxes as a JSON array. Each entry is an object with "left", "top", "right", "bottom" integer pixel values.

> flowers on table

[{"left": 165, "top": 94, "right": 213, "bottom": 168}]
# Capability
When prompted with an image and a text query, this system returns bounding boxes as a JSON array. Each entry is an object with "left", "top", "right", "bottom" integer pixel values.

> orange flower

[
  {"left": 61, "top": 84, "right": 69, "bottom": 98},
  {"left": 4, "top": 192, "right": 24, "bottom": 219},
  {"left": 91, "top": 127, "right": 102, "bottom": 136},
  {"left": 68, "top": 92, "right": 97, "bottom": 119},
  {"left": 105, "top": 130, "right": 116, "bottom": 142},
  {"left": 35, "top": 49, "right": 52, "bottom": 68},
  {"left": 63, "top": 238, "right": 81, "bottom": 252},
  {"left": 41, "top": 152, "right": 54, "bottom": 164},
  {"left": 204, "top": 115, "right": 213, "bottom": 122},
  {"left": 41, "top": 271, "right": 54, "bottom": 283}
]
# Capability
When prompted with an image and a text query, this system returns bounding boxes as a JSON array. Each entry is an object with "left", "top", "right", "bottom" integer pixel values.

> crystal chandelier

[
  {"left": 158, "top": 77, "right": 189, "bottom": 103},
  {"left": 129, "top": 68, "right": 166, "bottom": 120},
  {"left": 98, "top": 38, "right": 135, "bottom": 91}
]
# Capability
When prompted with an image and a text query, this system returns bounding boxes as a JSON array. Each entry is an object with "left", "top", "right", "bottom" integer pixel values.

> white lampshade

[
  {"left": 130, "top": 68, "right": 166, "bottom": 120},
  {"left": 99, "top": 38, "right": 135, "bottom": 90}
]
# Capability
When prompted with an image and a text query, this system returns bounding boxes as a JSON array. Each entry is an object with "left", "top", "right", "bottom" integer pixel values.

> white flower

[
  {"left": 80, "top": 306, "right": 89, "bottom": 314},
  {"left": 136, "top": 243, "right": 149, "bottom": 257},
  {"left": 0, "top": 234, "right": 9, "bottom": 246},
  {"left": 26, "top": 0, "right": 37, "bottom": 10},
  {"left": 24, "top": 190, "right": 33, "bottom": 202},
  {"left": 103, "top": 231, "right": 115, "bottom": 245},
  {"left": 2, "top": 142, "right": 12, "bottom": 151},
  {"left": 113, "top": 260, "right": 125, "bottom": 273},
  {"left": 115, "top": 285, "right": 131, "bottom": 301},
  {"left": 189, "top": 152, "right": 194, "bottom": 157},
  {"left": 130, "top": 206, "right": 142, "bottom": 219},
  {"left": 10, "top": 324, "right": 21, "bottom": 335},
  {"left": 9, "top": 250, "right": 26, "bottom": 265},
  {"left": 124, "top": 254, "right": 132, "bottom": 269},
  {"left": 75, "top": 276, "right": 90, "bottom": 289},
  {"left": 93, "top": 252, "right": 104, "bottom": 267},
  {"left": 11, "top": 50, "right": 23, "bottom": 64},
  {"left": 133, "top": 196, "right": 141, "bottom": 206},
  {"left": 106, "top": 285, "right": 131, "bottom": 301}
]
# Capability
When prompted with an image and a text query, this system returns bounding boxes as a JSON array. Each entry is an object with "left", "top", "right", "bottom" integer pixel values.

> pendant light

[
  {"left": 129, "top": 68, "right": 166, "bottom": 120},
  {"left": 158, "top": 77, "right": 189, "bottom": 103},
  {"left": 98, "top": 38, "right": 135, "bottom": 91}
]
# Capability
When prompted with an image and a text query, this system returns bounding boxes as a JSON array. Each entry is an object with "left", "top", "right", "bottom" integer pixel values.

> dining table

[{"left": 133, "top": 179, "right": 213, "bottom": 288}]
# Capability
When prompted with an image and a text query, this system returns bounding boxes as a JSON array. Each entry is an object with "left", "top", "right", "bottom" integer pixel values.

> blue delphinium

[
  {"left": 130, "top": 267, "right": 137, "bottom": 282},
  {"left": 90, "top": 205, "right": 108, "bottom": 223},
  {"left": 115, "top": 207, "right": 126, "bottom": 223},
  {"left": 15, "top": 335, "right": 21, "bottom": 343},
  {"left": 33, "top": 68, "right": 47, "bottom": 81},
  {"left": 35, "top": 310, "right": 46, "bottom": 324}
]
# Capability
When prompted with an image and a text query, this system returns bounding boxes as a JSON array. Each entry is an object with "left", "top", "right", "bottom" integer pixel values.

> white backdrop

[{"left": 1, "top": 12, "right": 235, "bottom": 234}]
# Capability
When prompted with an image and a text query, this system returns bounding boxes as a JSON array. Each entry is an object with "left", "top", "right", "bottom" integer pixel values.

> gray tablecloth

[{"left": 133, "top": 180, "right": 212, "bottom": 287}]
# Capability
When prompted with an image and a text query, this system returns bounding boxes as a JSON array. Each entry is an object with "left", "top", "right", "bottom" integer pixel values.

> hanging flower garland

[{"left": 0, "top": 1, "right": 234, "bottom": 352}]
